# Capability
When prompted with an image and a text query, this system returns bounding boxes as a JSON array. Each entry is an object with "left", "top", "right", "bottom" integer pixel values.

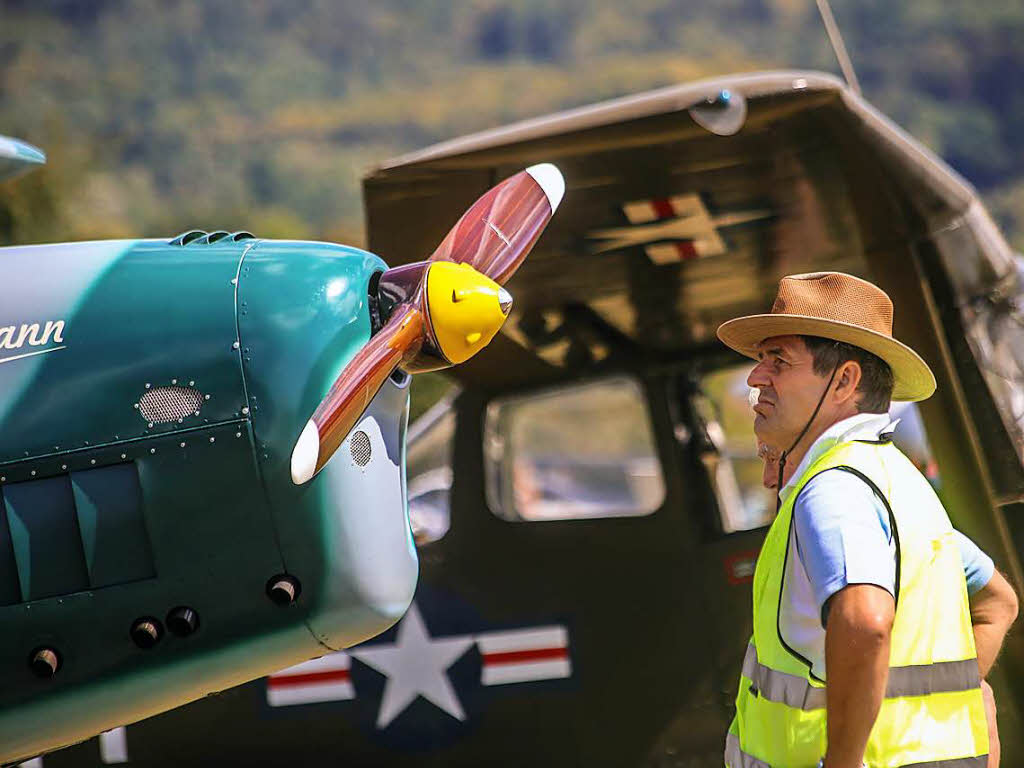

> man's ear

[{"left": 834, "top": 360, "right": 862, "bottom": 405}]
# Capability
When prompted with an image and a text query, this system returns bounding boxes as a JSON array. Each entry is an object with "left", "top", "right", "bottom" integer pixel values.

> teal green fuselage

[{"left": 0, "top": 236, "right": 417, "bottom": 762}]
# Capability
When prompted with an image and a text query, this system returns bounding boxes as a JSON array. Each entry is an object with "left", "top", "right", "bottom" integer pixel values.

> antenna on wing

[{"left": 814, "top": 0, "right": 861, "bottom": 96}]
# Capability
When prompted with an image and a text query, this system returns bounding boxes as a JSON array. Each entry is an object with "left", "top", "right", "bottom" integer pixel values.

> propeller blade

[
  {"left": 290, "top": 305, "right": 424, "bottom": 484},
  {"left": 427, "top": 163, "right": 564, "bottom": 285}
]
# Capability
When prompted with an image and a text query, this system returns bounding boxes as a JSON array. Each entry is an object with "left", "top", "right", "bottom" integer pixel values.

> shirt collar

[{"left": 778, "top": 412, "right": 898, "bottom": 503}]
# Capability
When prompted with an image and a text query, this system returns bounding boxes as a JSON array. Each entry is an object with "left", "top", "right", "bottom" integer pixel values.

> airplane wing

[
  {"left": 363, "top": 69, "right": 1024, "bottom": 497},
  {"left": 0, "top": 134, "right": 46, "bottom": 181}
]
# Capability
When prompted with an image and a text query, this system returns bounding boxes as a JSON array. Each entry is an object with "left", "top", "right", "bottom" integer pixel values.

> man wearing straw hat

[{"left": 717, "top": 272, "right": 1017, "bottom": 768}]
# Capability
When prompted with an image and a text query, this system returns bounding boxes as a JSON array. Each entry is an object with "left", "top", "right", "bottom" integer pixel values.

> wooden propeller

[{"left": 291, "top": 163, "right": 564, "bottom": 484}]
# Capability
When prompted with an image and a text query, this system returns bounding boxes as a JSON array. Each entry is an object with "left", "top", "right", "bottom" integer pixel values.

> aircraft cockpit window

[
  {"left": 695, "top": 366, "right": 777, "bottom": 533},
  {"left": 406, "top": 396, "right": 456, "bottom": 546},
  {"left": 484, "top": 377, "right": 665, "bottom": 521},
  {"left": 696, "top": 367, "right": 942, "bottom": 534}
]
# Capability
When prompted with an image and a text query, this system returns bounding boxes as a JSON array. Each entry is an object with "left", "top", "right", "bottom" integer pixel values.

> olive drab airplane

[
  {"left": 0, "top": 143, "right": 565, "bottom": 763},
  {"left": 9, "top": 68, "right": 1024, "bottom": 767}
]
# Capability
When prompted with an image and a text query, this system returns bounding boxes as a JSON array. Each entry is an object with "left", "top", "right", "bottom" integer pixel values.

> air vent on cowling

[
  {"left": 350, "top": 431, "right": 372, "bottom": 467},
  {"left": 169, "top": 230, "right": 206, "bottom": 246},
  {"left": 138, "top": 386, "right": 204, "bottom": 424},
  {"left": 168, "top": 230, "right": 256, "bottom": 245}
]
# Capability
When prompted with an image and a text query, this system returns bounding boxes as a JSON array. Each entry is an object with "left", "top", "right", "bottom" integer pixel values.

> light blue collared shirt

[{"left": 782, "top": 413, "right": 994, "bottom": 625}]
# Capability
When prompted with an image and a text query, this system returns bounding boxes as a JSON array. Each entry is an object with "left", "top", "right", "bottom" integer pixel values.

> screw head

[
  {"left": 241, "top": 406, "right": 250, "bottom": 416},
  {"left": 150, "top": 448, "right": 156, "bottom": 455},
  {"left": 145, "top": 383, "right": 151, "bottom": 389}
]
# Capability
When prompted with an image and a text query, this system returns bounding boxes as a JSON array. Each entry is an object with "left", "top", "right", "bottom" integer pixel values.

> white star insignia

[{"left": 349, "top": 603, "right": 475, "bottom": 728}]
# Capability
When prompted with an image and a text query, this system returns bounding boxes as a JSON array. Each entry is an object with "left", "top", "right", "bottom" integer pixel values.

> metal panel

[
  {"left": 4, "top": 475, "right": 89, "bottom": 601},
  {"left": 71, "top": 463, "right": 155, "bottom": 588},
  {"left": 0, "top": 239, "right": 248, "bottom": 463},
  {"left": 237, "top": 240, "right": 418, "bottom": 649},
  {"left": 0, "top": 493, "right": 20, "bottom": 605}
]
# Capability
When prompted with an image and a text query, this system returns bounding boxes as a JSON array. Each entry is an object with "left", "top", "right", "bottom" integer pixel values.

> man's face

[{"left": 746, "top": 335, "right": 829, "bottom": 450}]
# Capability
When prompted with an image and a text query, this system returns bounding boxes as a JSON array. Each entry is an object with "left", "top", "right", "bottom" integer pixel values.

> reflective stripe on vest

[
  {"left": 741, "top": 643, "right": 982, "bottom": 711},
  {"left": 725, "top": 732, "right": 989, "bottom": 768},
  {"left": 725, "top": 733, "right": 771, "bottom": 768}
]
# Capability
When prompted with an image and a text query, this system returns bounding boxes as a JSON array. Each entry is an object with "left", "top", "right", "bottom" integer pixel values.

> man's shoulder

[{"left": 794, "top": 468, "right": 892, "bottom": 539}]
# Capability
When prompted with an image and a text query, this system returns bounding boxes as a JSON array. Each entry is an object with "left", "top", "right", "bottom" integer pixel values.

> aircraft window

[
  {"left": 952, "top": 251, "right": 1024, "bottom": 464},
  {"left": 406, "top": 396, "right": 456, "bottom": 546},
  {"left": 484, "top": 377, "right": 665, "bottom": 521},
  {"left": 696, "top": 366, "right": 776, "bottom": 533},
  {"left": 697, "top": 367, "right": 941, "bottom": 534}
]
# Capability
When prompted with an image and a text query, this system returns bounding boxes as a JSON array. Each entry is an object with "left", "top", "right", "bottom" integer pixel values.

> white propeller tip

[
  {"left": 498, "top": 287, "right": 513, "bottom": 315},
  {"left": 291, "top": 419, "right": 320, "bottom": 485},
  {"left": 526, "top": 163, "right": 564, "bottom": 213}
]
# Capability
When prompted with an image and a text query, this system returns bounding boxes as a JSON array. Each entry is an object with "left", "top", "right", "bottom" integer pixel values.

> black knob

[
  {"left": 166, "top": 606, "right": 200, "bottom": 637},
  {"left": 131, "top": 617, "right": 163, "bottom": 648},
  {"left": 29, "top": 647, "right": 60, "bottom": 678},
  {"left": 266, "top": 574, "right": 301, "bottom": 605}
]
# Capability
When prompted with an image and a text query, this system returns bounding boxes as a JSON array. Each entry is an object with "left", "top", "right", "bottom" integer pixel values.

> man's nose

[{"left": 747, "top": 360, "right": 771, "bottom": 389}]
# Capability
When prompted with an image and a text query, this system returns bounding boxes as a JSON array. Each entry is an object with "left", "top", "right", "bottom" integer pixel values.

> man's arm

[
  {"left": 970, "top": 569, "right": 1018, "bottom": 678},
  {"left": 823, "top": 584, "right": 895, "bottom": 768}
]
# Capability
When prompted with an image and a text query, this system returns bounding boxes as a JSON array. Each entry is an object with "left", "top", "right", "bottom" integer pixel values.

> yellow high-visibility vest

[{"left": 726, "top": 438, "right": 988, "bottom": 768}]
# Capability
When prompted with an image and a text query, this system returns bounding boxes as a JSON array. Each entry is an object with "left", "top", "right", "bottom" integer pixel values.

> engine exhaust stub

[
  {"left": 166, "top": 606, "right": 199, "bottom": 637},
  {"left": 130, "top": 618, "right": 163, "bottom": 648}
]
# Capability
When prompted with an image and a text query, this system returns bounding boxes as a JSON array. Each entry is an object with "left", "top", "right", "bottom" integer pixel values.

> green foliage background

[
  {"left": 1, "top": 0, "right": 1022, "bottom": 415},
  {"left": 4, "top": 0, "right": 1022, "bottom": 248}
]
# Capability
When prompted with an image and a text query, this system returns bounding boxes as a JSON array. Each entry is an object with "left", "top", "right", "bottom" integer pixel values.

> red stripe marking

[
  {"left": 268, "top": 669, "right": 350, "bottom": 688},
  {"left": 482, "top": 647, "right": 568, "bottom": 666},
  {"left": 724, "top": 549, "right": 761, "bottom": 585},
  {"left": 676, "top": 240, "right": 698, "bottom": 259},
  {"left": 650, "top": 198, "right": 675, "bottom": 220}
]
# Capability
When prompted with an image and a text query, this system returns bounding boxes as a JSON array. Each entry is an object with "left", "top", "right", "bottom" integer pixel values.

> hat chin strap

[{"left": 775, "top": 363, "right": 840, "bottom": 510}]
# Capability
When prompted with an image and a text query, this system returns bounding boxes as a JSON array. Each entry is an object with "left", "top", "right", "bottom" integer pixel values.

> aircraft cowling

[
  {"left": 235, "top": 239, "right": 419, "bottom": 646},
  {"left": 0, "top": 237, "right": 416, "bottom": 763}
]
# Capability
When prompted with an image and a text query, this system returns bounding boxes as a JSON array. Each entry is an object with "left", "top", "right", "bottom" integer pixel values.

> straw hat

[{"left": 717, "top": 272, "right": 936, "bottom": 402}]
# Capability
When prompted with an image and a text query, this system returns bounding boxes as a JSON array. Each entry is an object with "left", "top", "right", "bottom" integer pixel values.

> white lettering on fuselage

[{"left": 0, "top": 320, "right": 67, "bottom": 364}]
